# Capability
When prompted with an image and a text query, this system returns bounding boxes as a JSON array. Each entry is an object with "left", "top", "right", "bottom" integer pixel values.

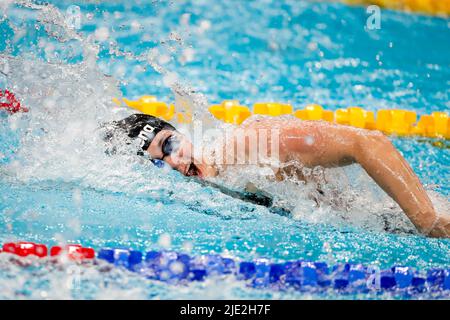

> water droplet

[
  {"left": 158, "top": 233, "right": 171, "bottom": 248},
  {"left": 94, "top": 27, "right": 110, "bottom": 42}
]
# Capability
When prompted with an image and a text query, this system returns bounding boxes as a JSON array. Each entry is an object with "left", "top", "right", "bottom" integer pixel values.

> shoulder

[
  {"left": 240, "top": 114, "right": 302, "bottom": 129},
  {"left": 238, "top": 115, "right": 331, "bottom": 136}
]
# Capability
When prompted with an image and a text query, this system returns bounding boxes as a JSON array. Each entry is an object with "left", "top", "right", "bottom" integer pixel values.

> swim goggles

[{"left": 150, "top": 134, "right": 180, "bottom": 168}]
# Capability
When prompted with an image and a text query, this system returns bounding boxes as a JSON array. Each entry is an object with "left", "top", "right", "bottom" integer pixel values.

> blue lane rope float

[
  {"left": 2, "top": 242, "right": 449, "bottom": 296},
  {"left": 97, "top": 247, "right": 450, "bottom": 295}
]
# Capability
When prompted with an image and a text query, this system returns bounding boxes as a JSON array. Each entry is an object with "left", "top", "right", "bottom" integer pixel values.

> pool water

[{"left": 0, "top": 0, "right": 449, "bottom": 299}]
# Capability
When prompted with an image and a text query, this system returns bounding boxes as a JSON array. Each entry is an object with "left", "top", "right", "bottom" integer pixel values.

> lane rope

[
  {"left": 2, "top": 241, "right": 449, "bottom": 296},
  {"left": 115, "top": 96, "right": 450, "bottom": 140}
]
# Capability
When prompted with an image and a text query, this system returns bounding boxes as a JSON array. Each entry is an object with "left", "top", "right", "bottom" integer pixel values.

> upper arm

[
  {"left": 233, "top": 116, "right": 363, "bottom": 168},
  {"left": 280, "top": 120, "right": 360, "bottom": 167}
]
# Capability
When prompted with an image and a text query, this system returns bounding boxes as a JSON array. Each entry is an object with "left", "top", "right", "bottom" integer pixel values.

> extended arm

[{"left": 276, "top": 120, "right": 449, "bottom": 238}]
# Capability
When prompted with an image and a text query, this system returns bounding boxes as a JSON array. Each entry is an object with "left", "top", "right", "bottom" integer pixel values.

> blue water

[{"left": 0, "top": 0, "right": 449, "bottom": 299}]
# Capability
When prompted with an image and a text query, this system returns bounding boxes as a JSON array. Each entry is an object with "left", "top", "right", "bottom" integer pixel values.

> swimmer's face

[{"left": 146, "top": 130, "right": 202, "bottom": 177}]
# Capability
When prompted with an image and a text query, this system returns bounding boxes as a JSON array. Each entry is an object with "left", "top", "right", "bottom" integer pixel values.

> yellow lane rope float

[
  {"left": 343, "top": 0, "right": 450, "bottom": 16},
  {"left": 113, "top": 96, "right": 450, "bottom": 140}
]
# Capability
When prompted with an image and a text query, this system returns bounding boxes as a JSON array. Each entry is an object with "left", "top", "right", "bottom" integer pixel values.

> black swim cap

[{"left": 104, "top": 113, "right": 177, "bottom": 152}]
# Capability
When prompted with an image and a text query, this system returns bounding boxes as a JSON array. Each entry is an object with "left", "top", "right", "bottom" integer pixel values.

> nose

[{"left": 171, "top": 140, "right": 193, "bottom": 165}]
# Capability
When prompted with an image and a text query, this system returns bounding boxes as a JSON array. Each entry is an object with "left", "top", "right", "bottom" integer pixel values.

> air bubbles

[
  {"left": 158, "top": 233, "right": 171, "bottom": 249},
  {"left": 86, "top": 13, "right": 94, "bottom": 21},
  {"left": 8, "top": 116, "right": 18, "bottom": 131},
  {"left": 316, "top": 23, "right": 327, "bottom": 30},
  {"left": 268, "top": 41, "right": 279, "bottom": 51},
  {"left": 169, "top": 261, "right": 185, "bottom": 275},
  {"left": 180, "top": 47, "right": 195, "bottom": 63},
  {"left": 154, "top": 202, "right": 164, "bottom": 211},
  {"left": 322, "top": 242, "right": 332, "bottom": 253},
  {"left": 180, "top": 13, "right": 191, "bottom": 26},
  {"left": 142, "top": 33, "right": 152, "bottom": 42},
  {"left": 102, "top": 11, "right": 110, "bottom": 20},
  {"left": 307, "top": 42, "right": 318, "bottom": 51},
  {"left": 113, "top": 64, "right": 127, "bottom": 79},
  {"left": 147, "top": 47, "right": 159, "bottom": 61},
  {"left": 94, "top": 26, "right": 110, "bottom": 42},
  {"left": 72, "top": 188, "right": 82, "bottom": 208},
  {"left": 198, "top": 20, "right": 211, "bottom": 33},
  {"left": 158, "top": 54, "right": 171, "bottom": 65},
  {"left": 0, "top": 0, "right": 13, "bottom": 12},
  {"left": 163, "top": 71, "right": 178, "bottom": 87},
  {"left": 168, "top": 31, "right": 182, "bottom": 42},
  {"left": 35, "top": 245, "right": 46, "bottom": 256},
  {"left": 182, "top": 241, "right": 193, "bottom": 253},
  {"left": 44, "top": 43, "right": 55, "bottom": 59},
  {"left": 38, "top": 39, "right": 47, "bottom": 49},
  {"left": 159, "top": 270, "right": 171, "bottom": 281},
  {"left": 0, "top": 59, "right": 10, "bottom": 75},
  {"left": 133, "top": 65, "right": 145, "bottom": 74},
  {"left": 68, "top": 218, "right": 81, "bottom": 235},
  {"left": 130, "top": 20, "right": 141, "bottom": 33}
]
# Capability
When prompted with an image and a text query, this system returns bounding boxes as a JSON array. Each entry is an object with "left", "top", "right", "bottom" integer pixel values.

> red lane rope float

[
  {"left": 1, "top": 242, "right": 94, "bottom": 261},
  {"left": 2, "top": 242, "right": 48, "bottom": 258},
  {"left": 50, "top": 244, "right": 95, "bottom": 260},
  {"left": 0, "top": 89, "right": 28, "bottom": 113}
]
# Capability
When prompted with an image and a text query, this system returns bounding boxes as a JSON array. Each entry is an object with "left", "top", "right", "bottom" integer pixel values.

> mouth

[{"left": 185, "top": 162, "right": 200, "bottom": 177}]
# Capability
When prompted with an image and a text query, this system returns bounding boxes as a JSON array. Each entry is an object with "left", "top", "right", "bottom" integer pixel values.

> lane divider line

[
  {"left": 115, "top": 96, "right": 450, "bottom": 140},
  {"left": 2, "top": 241, "right": 449, "bottom": 295}
]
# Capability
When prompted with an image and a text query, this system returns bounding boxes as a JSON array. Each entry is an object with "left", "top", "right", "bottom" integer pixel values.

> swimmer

[{"left": 103, "top": 113, "right": 450, "bottom": 238}]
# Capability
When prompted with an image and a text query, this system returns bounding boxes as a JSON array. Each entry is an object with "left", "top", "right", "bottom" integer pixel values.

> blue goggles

[{"left": 150, "top": 134, "right": 180, "bottom": 168}]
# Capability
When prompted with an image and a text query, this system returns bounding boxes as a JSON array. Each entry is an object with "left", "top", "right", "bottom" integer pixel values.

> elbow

[{"left": 354, "top": 130, "right": 393, "bottom": 159}]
